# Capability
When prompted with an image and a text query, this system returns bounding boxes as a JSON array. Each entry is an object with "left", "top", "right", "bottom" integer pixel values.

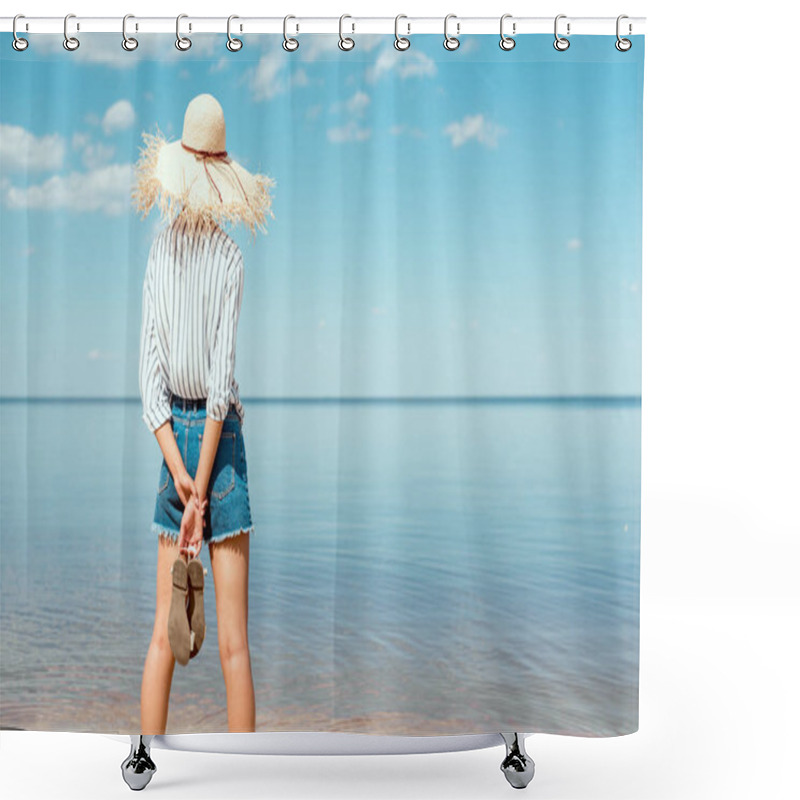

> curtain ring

[
  {"left": 283, "top": 15, "right": 299, "bottom": 51},
  {"left": 227, "top": 15, "right": 243, "bottom": 51},
  {"left": 338, "top": 14, "right": 355, "bottom": 50},
  {"left": 553, "top": 14, "right": 570, "bottom": 51},
  {"left": 443, "top": 14, "right": 460, "bottom": 51},
  {"left": 616, "top": 15, "right": 632, "bottom": 51},
  {"left": 394, "top": 14, "right": 410, "bottom": 51},
  {"left": 12, "top": 14, "right": 29, "bottom": 51},
  {"left": 122, "top": 14, "right": 138, "bottom": 51},
  {"left": 63, "top": 13, "right": 80, "bottom": 51},
  {"left": 176, "top": 14, "right": 192, "bottom": 51},
  {"left": 499, "top": 14, "right": 516, "bottom": 50}
]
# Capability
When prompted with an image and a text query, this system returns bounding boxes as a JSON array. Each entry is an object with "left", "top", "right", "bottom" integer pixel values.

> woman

[{"left": 132, "top": 93, "right": 274, "bottom": 735}]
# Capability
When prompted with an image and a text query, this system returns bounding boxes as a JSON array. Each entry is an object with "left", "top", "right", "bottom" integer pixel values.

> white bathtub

[{"left": 110, "top": 731, "right": 535, "bottom": 790}]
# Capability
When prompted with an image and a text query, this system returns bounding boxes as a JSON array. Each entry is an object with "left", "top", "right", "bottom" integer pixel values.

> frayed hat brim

[{"left": 131, "top": 126, "right": 275, "bottom": 240}]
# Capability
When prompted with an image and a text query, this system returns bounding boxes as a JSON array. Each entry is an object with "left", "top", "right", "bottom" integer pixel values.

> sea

[{"left": 0, "top": 397, "right": 640, "bottom": 736}]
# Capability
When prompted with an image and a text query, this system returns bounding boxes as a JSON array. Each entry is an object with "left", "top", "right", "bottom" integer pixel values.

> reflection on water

[{"left": 0, "top": 398, "right": 639, "bottom": 735}]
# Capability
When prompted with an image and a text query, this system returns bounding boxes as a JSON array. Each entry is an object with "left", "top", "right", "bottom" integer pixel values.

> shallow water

[{"left": 0, "top": 398, "right": 640, "bottom": 735}]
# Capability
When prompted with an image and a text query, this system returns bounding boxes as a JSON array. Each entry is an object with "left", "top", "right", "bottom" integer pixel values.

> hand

[
  {"left": 175, "top": 470, "right": 199, "bottom": 509},
  {"left": 178, "top": 494, "right": 208, "bottom": 560}
]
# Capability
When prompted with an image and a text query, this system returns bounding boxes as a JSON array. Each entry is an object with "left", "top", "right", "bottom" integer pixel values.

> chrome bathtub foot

[
  {"left": 500, "top": 732, "right": 535, "bottom": 789},
  {"left": 121, "top": 735, "right": 157, "bottom": 791}
]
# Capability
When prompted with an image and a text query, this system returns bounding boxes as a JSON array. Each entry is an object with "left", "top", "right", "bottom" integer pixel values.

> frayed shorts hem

[
  {"left": 152, "top": 522, "right": 179, "bottom": 543},
  {"left": 151, "top": 522, "right": 255, "bottom": 545},
  {"left": 208, "top": 525, "right": 255, "bottom": 545}
]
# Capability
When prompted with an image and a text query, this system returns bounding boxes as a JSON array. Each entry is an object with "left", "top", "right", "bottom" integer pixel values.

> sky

[{"left": 0, "top": 32, "right": 643, "bottom": 399}]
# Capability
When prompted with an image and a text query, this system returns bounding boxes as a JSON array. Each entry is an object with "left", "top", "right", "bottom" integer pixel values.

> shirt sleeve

[
  {"left": 206, "top": 249, "right": 244, "bottom": 422},
  {"left": 138, "top": 247, "right": 172, "bottom": 433}
]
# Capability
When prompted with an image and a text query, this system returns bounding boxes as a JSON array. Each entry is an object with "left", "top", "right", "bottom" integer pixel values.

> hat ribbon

[{"left": 181, "top": 142, "right": 252, "bottom": 210}]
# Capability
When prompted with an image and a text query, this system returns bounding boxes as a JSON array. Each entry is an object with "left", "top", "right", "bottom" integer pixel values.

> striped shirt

[{"left": 139, "top": 215, "right": 245, "bottom": 433}]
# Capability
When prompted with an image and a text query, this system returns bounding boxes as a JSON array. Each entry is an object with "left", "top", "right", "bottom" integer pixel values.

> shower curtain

[{"left": 0, "top": 28, "right": 643, "bottom": 737}]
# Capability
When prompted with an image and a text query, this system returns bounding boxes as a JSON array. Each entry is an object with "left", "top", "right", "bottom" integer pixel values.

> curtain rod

[{"left": 1, "top": 16, "right": 646, "bottom": 36}]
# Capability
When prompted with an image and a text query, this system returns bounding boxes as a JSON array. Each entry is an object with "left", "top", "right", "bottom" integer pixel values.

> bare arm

[
  {"left": 154, "top": 419, "right": 197, "bottom": 507},
  {"left": 154, "top": 420, "right": 183, "bottom": 479},
  {"left": 193, "top": 417, "right": 223, "bottom": 501},
  {"left": 151, "top": 401, "right": 223, "bottom": 506}
]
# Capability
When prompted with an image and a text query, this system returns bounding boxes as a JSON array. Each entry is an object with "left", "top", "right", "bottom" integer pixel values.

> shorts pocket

[
  {"left": 198, "top": 430, "right": 236, "bottom": 500},
  {"left": 157, "top": 427, "right": 180, "bottom": 494},
  {"left": 157, "top": 461, "right": 171, "bottom": 494}
]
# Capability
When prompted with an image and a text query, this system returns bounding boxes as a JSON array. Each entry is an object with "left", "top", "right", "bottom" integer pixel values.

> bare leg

[
  {"left": 140, "top": 533, "right": 180, "bottom": 734},
  {"left": 209, "top": 531, "right": 255, "bottom": 732}
]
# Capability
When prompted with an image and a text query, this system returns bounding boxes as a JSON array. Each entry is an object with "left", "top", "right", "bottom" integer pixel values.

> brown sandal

[
  {"left": 168, "top": 557, "right": 192, "bottom": 666},
  {"left": 186, "top": 557, "right": 207, "bottom": 659}
]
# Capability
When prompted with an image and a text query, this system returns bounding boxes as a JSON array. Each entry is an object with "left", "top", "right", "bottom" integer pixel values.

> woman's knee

[
  {"left": 149, "top": 626, "right": 174, "bottom": 661},
  {"left": 217, "top": 630, "right": 249, "bottom": 666}
]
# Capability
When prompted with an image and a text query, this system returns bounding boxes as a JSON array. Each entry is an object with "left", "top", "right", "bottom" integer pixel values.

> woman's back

[{"left": 139, "top": 214, "right": 246, "bottom": 433}]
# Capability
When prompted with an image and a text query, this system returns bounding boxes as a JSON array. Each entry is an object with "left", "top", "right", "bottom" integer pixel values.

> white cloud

[
  {"left": 390, "top": 123, "right": 427, "bottom": 139},
  {"left": 292, "top": 68, "right": 310, "bottom": 87},
  {"left": 102, "top": 100, "right": 135, "bottom": 135},
  {"left": 3, "top": 164, "right": 133, "bottom": 216},
  {"left": 357, "top": 35, "right": 385, "bottom": 53},
  {"left": 566, "top": 238, "right": 582, "bottom": 250},
  {"left": 305, "top": 104, "right": 323, "bottom": 121},
  {"left": 457, "top": 38, "right": 481, "bottom": 56},
  {"left": 396, "top": 54, "right": 437, "bottom": 80},
  {"left": 248, "top": 51, "right": 288, "bottom": 101},
  {"left": 346, "top": 90, "right": 370, "bottom": 115},
  {"left": 81, "top": 142, "right": 116, "bottom": 169},
  {"left": 247, "top": 51, "right": 318, "bottom": 102},
  {"left": 297, "top": 34, "right": 340, "bottom": 62},
  {"left": 443, "top": 114, "right": 505, "bottom": 148},
  {"left": 325, "top": 89, "right": 372, "bottom": 143},
  {"left": 331, "top": 90, "right": 370, "bottom": 115},
  {"left": 327, "top": 121, "right": 371, "bottom": 144},
  {"left": 0, "top": 124, "right": 66, "bottom": 172},
  {"left": 366, "top": 45, "right": 436, "bottom": 83},
  {"left": 72, "top": 131, "right": 90, "bottom": 151}
]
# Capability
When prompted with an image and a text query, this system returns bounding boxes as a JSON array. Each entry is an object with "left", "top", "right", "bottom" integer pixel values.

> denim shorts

[{"left": 152, "top": 395, "right": 254, "bottom": 546}]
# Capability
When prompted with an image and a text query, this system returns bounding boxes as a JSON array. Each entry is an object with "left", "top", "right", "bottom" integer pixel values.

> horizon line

[{"left": 0, "top": 394, "right": 641, "bottom": 404}]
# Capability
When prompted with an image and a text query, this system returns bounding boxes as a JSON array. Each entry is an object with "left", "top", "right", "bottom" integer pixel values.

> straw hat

[{"left": 132, "top": 93, "right": 274, "bottom": 239}]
